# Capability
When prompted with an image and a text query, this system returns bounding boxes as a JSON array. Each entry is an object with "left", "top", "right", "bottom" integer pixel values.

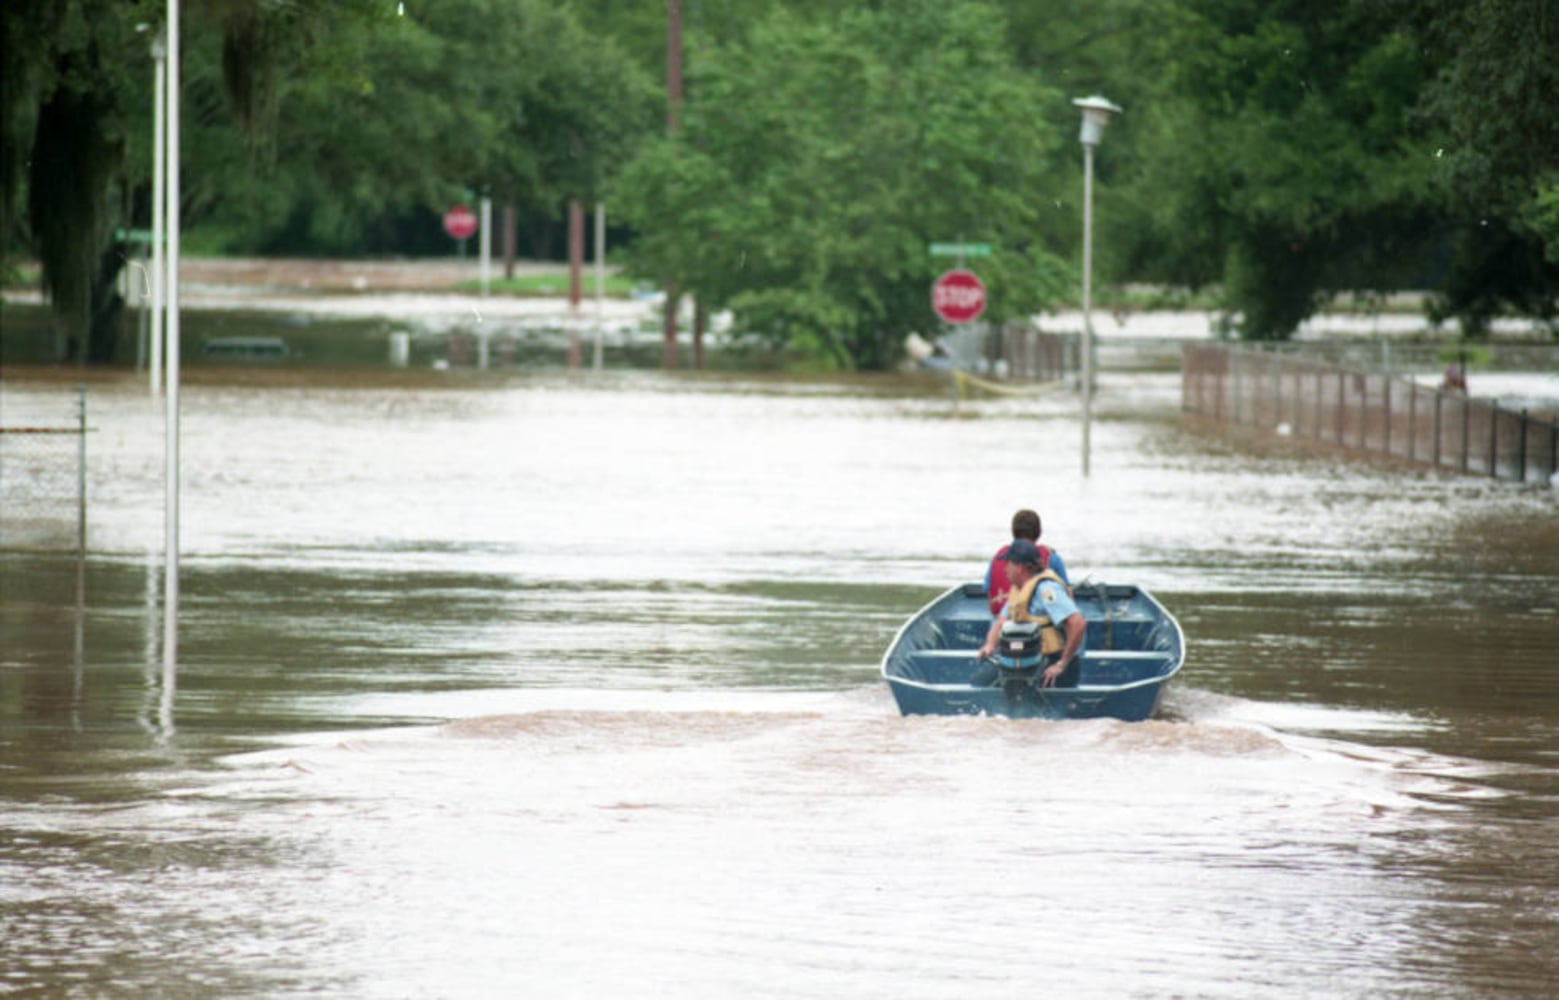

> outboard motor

[{"left": 994, "top": 621, "right": 1046, "bottom": 701}]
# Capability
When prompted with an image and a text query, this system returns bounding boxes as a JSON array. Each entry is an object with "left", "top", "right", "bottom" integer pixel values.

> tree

[
  {"left": 168, "top": 1, "right": 655, "bottom": 261},
  {"left": 3, "top": 0, "right": 392, "bottom": 360},
  {"left": 614, "top": 1, "right": 1070, "bottom": 370},
  {"left": 1122, "top": 0, "right": 1441, "bottom": 340},
  {"left": 6, "top": 0, "right": 140, "bottom": 361},
  {"left": 1392, "top": 0, "right": 1559, "bottom": 335},
  {"left": 3, "top": 0, "right": 657, "bottom": 360}
]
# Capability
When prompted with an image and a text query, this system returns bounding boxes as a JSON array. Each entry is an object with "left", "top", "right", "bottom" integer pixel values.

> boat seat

[
  {"left": 932, "top": 616, "right": 993, "bottom": 647},
  {"left": 901, "top": 649, "right": 982, "bottom": 684},
  {"left": 1083, "top": 619, "right": 1166, "bottom": 649},
  {"left": 1078, "top": 650, "right": 1174, "bottom": 685}
]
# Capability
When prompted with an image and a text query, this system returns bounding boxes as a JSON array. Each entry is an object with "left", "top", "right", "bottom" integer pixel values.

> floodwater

[{"left": 2, "top": 368, "right": 1557, "bottom": 998}]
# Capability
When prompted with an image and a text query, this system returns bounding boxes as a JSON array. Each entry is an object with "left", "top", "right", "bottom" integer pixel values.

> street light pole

[
  {"left": 1073, "top": 95, "right": 1121, "bottom": 478},
  {"left": 149, "top": 29, "right": 166, "bottom": 397},
  {"left": 1080, "top": 139, "right": 1096, "bottom": 478},
  {"left": 163, "top": 0, "right": 182, "bottom": 683}
]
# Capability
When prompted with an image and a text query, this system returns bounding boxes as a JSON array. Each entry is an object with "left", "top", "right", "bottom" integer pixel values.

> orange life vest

[{"left": 1007, "top": 569, "right": 1069, "bottom": 656}]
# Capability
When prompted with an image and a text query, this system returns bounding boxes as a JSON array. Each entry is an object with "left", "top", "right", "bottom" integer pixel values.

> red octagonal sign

[
  {"left": 443, "top": 204, "right": 479, "bottom": 241},
  {"left": 931, "top": 268, "right": 986, "bottom": 324}
]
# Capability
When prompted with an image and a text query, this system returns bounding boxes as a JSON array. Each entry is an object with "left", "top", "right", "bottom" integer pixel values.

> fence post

[
  {"left": 1213, "top": 348, "right": 1224, "bottom": 421},
  {"left": 1314, "top": 368, "right": 1323, "bottom": 440},
  {"left": 1433, "top": 392, "right": 1443, "bottom": 468},
  {"left": 1517, "top": 410, "right": 1528, "bottom": 484},
  {"left": 1336, "top": 370, "right": 1346, "bottom": 445},
  {"left": 1407, "top": 381, "right": 1416, "bottom": 463},
  {"left": 1460, "top": 396, "right": 1470, "bottom": 473},
  {"left": 1551, "top": 418, "right": 1558, "bottom": 484},
  {"left": 1232, "top": 349, "right": 1242, "bottom": 424},
  {"left": 1357, "top": 375, "right": 1368, "bottom": 451},
  {"left": 1273, "top": 360, "right": 1282, "bottom": 429},
  {"left": 1382, "top": 378, "right": 1392, "bottom": 457},
  {"left": 1489, "top": 404, "right": 1499, "bottom": 478}
]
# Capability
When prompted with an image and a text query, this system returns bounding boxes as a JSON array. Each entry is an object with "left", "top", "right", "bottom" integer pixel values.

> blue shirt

[{"left": 1001, "top": 575, "right": 1087, "bottom": 658}]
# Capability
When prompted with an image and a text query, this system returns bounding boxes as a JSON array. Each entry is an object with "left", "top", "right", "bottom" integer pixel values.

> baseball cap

[{"left": 1004, "top": 539, "right": 1041, "bottom": 565}]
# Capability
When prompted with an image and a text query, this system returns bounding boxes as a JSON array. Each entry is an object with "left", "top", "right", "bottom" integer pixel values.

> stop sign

[
  {"left": 931, "top": 269, "right": 986, "bottom": 324},
  {"left": 443, "top": 204, "right": 478, "bottom": 241}
]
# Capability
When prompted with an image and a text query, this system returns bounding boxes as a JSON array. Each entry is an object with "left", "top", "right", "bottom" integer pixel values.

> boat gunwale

[{"left": 880, "top": 582, "right": 1187, "bottom": 697}]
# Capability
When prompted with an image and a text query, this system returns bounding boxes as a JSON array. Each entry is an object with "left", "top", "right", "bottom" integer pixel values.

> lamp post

[
  {"left": 149, "top": 27, "right": 166, "bottom": 397},
  {"left": 163, "top": 0, "right": 182, "bottom": 689},
  {"left": 1073, "top": 95, "right": 1121, "bottom": 478}
]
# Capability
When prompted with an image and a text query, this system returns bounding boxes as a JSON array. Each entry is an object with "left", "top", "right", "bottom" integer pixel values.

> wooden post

[
  {"left": 1336, "top": 370, "right": 1345, "bottom": 445},
  {"left": 1489, "top": 403, "right": 1499, "bottom": 478},
  {"left": 567, "top": 198, "right": 584, "bottom": 369},
  {"left": 1460, "top": 396, "right": 1470, "bottom": 473},
  {"left": 1406, "top": 380, "right": 1416, "bottom": 463},
  {"left": 1357, "top": 375, "right": 1367, "bottom": 451},
  {"left": 1517, "top": 410, "right": 1528, "bottom": 484},
  {"left": 1313, "top": 368, "right": 1322, "bottom": 440},
  {"left": 1382, "top": 377, "right": 1392, "bottom": 457},
  {"left": 1228, "top": 349, "right": 1238, "bottom": 423},
  {"left": 692, "top": 299, "right": 706, "bottom": 371},
  {"left": 502, "top": 204, "right": 517, "bottom": 279},
  {"left": 1551, "top": 418, "right": 1558, "bottom": 484},
  {"left": 1433, "top": 392, "right": 1442, "bottom": 469},
  {"left": 1273, "top": 359, "right": 1283, "bottom": 429}
]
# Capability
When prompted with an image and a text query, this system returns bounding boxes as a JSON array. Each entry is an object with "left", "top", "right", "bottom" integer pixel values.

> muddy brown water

[{"left": 2, "top": 368, "right": 1555, "bottom": 997}]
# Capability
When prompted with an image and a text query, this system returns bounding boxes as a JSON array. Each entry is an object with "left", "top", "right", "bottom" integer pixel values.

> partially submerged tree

[
  {"left": 3, "top": 0, "right": 393, "bottom": 361},
  {"left": 4, "top": 0, "right": 651, "bottom": 360}
]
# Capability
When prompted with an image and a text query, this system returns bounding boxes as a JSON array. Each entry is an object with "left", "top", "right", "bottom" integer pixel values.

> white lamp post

[
  {"left": 149, "top": 28, "right": 166, "bottom": 397},
  {"left": 163, "top": 0, "right": 182, "bottom": 688},
  {"left": 1073, "top": 94, "right": 1121, "bottom": 478}
]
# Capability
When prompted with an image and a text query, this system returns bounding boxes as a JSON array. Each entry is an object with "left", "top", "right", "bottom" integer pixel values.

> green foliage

[
  {"left": 615, "top": 0, "right": 1070, "bottom": 370},
  {"left": 1123, "top": 0, "right": 1442, "bottom": 339},
  {"left": 7, "top": 0, "right": 1558, "bottom": 367},
  {"left": 178, "top": 0, "right": 656, "bottom": 254},
  {"left": 1394, "top": 0, "right": 1559, "bottom": 334}
]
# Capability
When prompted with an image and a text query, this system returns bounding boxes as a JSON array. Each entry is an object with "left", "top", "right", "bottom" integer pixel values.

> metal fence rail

[
  {"left": 1183, "top": 344, "right": 1559, "bottom": 484},
  {"left": 0, "top": 384, "right": 88, "bottom": 551}
]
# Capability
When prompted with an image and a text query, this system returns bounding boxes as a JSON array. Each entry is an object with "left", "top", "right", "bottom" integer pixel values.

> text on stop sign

[{"left": 934, "top": 284, "right": 984, "bottom": 310}]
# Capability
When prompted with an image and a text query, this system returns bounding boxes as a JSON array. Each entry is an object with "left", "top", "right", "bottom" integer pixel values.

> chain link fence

[
  {"left": 0, "top": 384, "right": 87, "bottom": 551},
  {"left": 1184, "top": 344, "right": 1559, "bottom": 484}
]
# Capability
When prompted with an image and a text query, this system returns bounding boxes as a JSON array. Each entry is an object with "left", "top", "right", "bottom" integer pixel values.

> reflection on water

[{"left": 2, "top": 370, "right": 1556, "bottom": 996}]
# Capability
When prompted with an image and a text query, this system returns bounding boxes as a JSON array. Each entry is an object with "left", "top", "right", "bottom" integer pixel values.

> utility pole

[
  {"left": 662, "top": 0, "right": 683, "bottom": 370},
  {"left": 568, "top": 198, "right": 584, "bottom": 368}
]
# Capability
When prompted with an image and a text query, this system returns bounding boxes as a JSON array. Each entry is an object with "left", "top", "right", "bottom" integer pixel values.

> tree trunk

[
  {"left": 662, "top": 284, "right": 679, "bottom": 370},
  {"left": 87, "top": 243, "right": 125, "bottom": 363}
]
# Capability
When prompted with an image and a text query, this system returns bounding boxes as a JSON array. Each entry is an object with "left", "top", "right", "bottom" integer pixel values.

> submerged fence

[
  {"left": 1183, "top": 344, "right": 1558, "bottom": 484},
  {"left": 0, "top": 384, "right": 88, "bottom": 551},
  {"left": 999, "top": 325, "right": 1080, "bottom": 383}
]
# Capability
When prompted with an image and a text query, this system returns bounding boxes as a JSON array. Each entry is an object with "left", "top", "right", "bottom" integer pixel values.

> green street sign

[{"left": 928, "top": 241, "right": 992, "bottom": 257}]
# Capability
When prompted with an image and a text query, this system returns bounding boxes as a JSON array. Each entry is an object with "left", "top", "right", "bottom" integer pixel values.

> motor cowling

[{"left": 996, "top": 621, "right": 1045, "bottom": 671}]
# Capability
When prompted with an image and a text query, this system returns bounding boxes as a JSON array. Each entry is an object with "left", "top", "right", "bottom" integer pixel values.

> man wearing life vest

[
  {"left": 976, "top": 539, "right": 1087, "bottom": 688},
  {"left": 984, "top": 509, "right": 1070, "bottom": 615}
]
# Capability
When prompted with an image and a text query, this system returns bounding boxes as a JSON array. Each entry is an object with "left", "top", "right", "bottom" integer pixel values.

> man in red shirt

[{"left": 984, "top": 508, "right": 1070, "bottom": 615}]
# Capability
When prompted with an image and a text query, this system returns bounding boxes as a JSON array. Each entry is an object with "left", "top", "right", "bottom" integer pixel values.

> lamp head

[{"left": 1073, "top": 95, "right": 1123, "bottom": 147}]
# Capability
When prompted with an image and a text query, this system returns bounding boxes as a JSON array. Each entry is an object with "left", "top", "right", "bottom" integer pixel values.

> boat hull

[{"left": 881, "top": 582, "right": 1185, "bottom": 722}]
